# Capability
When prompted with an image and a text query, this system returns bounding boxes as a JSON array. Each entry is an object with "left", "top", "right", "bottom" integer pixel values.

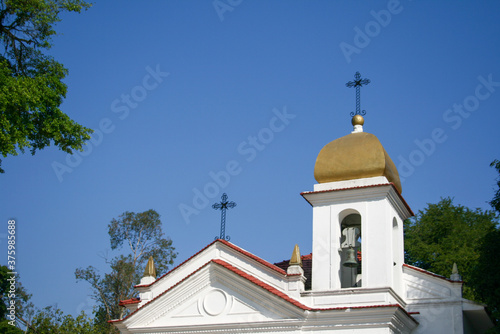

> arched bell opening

[{"left": 340, "top": 212, "right": 362, "bottom": 288}]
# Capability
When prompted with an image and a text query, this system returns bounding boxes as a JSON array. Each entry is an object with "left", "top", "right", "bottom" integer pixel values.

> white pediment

[
  {"left": 123, "top": 261, "right": 305, "bottom": 331},
  {"left": 167, "top": 287, "right": 263, "bottom": 324}
]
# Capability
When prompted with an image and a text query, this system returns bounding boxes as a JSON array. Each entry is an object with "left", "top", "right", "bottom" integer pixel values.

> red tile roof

[
  {"left": 403, "top": 264, "right": 463, "bottom": 283},
  {"left": 134, "top": 239, "right": 287, "bottom": 289},
  {"left": 112, "top": 258, "right": 416, "bottom": 325},
  {"left": 217, "top": 239, "right": 288, "bottom": 275},
  {"left": 274, "top": 253, "right": 312, "bottom": 290},
  {"left": 116, "top": 240, "right": 305, "bottom": 324},
  {"left": 133, "top": 240, "right": 217, "bottom": 288},
  {"left": 213, "top": 259, "right": 311, "bottom": 310},
  {"left": 118, "top": 298, "right": 140, "bottom": 306},
  {"left": 302, "top": 253, "right": 312, "bottom": 260},
  {"left": 110, "top": 260, "right": 213, "bottom": 324}
]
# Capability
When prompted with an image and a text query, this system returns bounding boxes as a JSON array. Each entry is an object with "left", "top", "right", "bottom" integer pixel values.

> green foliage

[
  {"left": 0, "top": 320, "right": 23, "bottom": 334},
  {"left": 0, "top": 265, "right": 101, "bottom": 332},
  {"left": 0, "top": 265, "right": 10, "bottom": 319},
  {"left": 404, "top": 197, "right": 497, "bottom": 300},
  {"left": 0, "top": 265, "right": 34, "bottom": 329},
  {"left": 75, "top": 256, "right": 135, "bottom": 333},
  {"left": 471, "top": 229, "right": 500, "bottom": 329},
  {"left": 26, "top": 306, "right": 96, "bottom": 334},
  {"left": 76, "top": 209, "right": 177, "bottom": 332},
  {"left": 477, "top": 159, "right": 500, "bottom": 330},
  {"left": 108, "top": 210, "right": 177, "bottom": 275},
  {"left": 0, "top": 0, "right": 93, "bottom": 172},
  {"left": 490, "top": 159, "right": 500, "bottom": 214}
]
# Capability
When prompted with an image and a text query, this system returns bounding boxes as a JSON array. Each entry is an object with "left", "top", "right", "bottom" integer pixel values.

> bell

[{"left": 343, "top": 247, "right": 358, "bottom": 267}]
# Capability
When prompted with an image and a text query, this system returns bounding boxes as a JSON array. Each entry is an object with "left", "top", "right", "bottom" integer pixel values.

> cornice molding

[
  {"left": 302, "top": 286, "right": 406, "bottom": 308},
  {"left": 301, "top": 183, "right": 413, "bottom": 220}
]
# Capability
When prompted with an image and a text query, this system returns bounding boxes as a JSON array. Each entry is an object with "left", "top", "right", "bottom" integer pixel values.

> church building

[{"left": 110, "top": 76, "right": 493, "bottom": 333}]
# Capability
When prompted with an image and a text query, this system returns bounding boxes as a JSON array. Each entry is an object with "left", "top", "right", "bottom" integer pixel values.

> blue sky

[{"left": 1, "top": 0, "right": 500, "bottom": 317}]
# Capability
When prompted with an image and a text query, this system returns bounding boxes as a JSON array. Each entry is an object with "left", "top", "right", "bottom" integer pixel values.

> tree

[
  {"left": 404, "top": 197, "right": 497, "bottom": 301},
  {"left": 25, "top": 306, "right": 95, "bottom": 334},
  {"left": 0, "top": 321, "right": 23, "bottom": 334},
  {"left": 490, "top": 159, "right": 500, "bottom": 213},
  {"left": 1, "top": 265, "right": 101, "bottom": 333},
  {"left": 75, "top": 209, "right": 177, "bottom": 332},
  {"left": 471, "top": 229, "right": 500, "bottom": 331},
  {"left": 0, "top": 265, "right": 34, "bottom": 331},
  {"left": 0, "top": 0, "right": 93, "bottom": 173},
  {"left": 469, "top": 159, "right": 500, "bottom": 331}
]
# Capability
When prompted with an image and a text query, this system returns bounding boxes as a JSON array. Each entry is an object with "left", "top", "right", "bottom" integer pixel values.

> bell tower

[{"left": 302, "top": 114, "right": 413, "bottom": 296}]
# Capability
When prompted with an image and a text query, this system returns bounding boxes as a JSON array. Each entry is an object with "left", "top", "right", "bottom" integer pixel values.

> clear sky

[{"left": 1, "top": 0, "right": 500, "bottom": 317}]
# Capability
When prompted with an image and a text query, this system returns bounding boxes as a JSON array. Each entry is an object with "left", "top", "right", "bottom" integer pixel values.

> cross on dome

[{"left": 346, "top": 71, "right": 370, "bottom": 117}]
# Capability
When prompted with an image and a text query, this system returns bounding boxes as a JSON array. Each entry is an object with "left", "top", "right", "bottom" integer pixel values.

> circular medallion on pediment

[{"left": 202, "top": 289, "right": 227, "bottom": 316}]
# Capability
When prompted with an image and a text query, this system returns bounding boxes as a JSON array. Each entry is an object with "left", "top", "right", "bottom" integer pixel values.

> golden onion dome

[{"left": 314, "top": 118, "right": 402, "bottom": 193}]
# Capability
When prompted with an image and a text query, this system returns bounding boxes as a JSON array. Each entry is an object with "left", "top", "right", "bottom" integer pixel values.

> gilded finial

[
  {"left": 351, "top": 114, "right": 364, "bottom": 133},
  {"left": 289, "top": 244, "right": 302, "bottom": 267},
  {"left": 143, "top": 256, "right": 157, "bottom": 278},
  {"left": 351, "top": 114, "right": 364, "bottom": 126}
]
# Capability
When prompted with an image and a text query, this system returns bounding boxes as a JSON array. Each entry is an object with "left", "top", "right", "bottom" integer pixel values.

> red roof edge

[
  {"left": 134, "top": 239, "right": 219, "bottom": 288},
  {"left": 302, "top": 253, "right": 312, "bottom": 260},
  {"left": 403, "top": 264, "right": 463, "bottom": 283},
  {"left": 301, "top": 182, "right": 414, "bottom": 216},
  {"left": 212, "top": 259, "right": 311, "bottom": 310},
  {"left": 111, "top": 259, "right": 417, "bottom": 325},
  {"left": 217, "top": 239, "right": 288, "bottom": 275},
  {"left": 112, "top": 260, "right": 215, "bottom": 324},
  {"left": 135, "top": 239, "right": 287, "bottom": 289},
  {"left": 214, "top": 259, "right": 416, "bottom": 323},
  {"left": 118, "top": 298, "right": 140, "bottom": 306}
]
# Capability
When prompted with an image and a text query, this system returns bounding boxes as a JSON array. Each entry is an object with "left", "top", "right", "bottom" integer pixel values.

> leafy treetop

[
  {"left": 490, "top": 159, "right": 500, "bottom": 214},
  {"left": 76, "top": 209, "right": 177, "bottom": 332},
  {"left": 404, "top": 197, "right": 497, "bottom": 301},
  {"left": 0, "top": 0, "right": 93, "bottom": 172}
]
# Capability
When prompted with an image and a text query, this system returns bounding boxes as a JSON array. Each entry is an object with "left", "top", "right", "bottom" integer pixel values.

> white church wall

[
  {"left": 403, "top": 266, "right": 464, "bottom": 334},
  {"left": 303, "top": 287, "right": 406, "bottom": 309},
  {"left": 408, "top": 302, "right": 463, "bottom": 334}
]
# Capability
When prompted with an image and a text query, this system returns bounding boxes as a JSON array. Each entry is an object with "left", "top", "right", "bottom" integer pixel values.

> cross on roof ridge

[{"left": 212, "top": 193, "right": 236, "bottom": 241}]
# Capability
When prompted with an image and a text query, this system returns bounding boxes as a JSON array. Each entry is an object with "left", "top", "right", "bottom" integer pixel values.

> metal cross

[
  {"left": 212, "top": 193, "right": 236, "bottom": 241},
  {"left": 346, "top": 71, "right": 370, "bottom": 117}
]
